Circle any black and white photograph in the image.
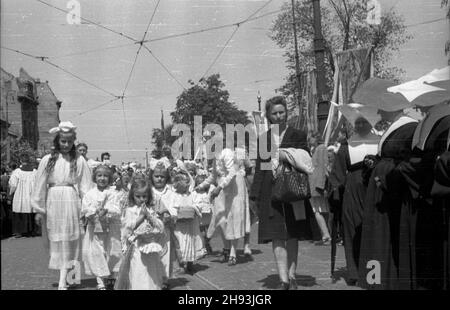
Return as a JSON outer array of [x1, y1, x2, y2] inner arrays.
[[1, 0, 449, 294]]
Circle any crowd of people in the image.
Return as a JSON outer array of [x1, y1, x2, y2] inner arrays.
[[0, 95, 448, 291]]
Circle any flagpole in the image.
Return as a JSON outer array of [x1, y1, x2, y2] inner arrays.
[[161, 109, 166, 146]]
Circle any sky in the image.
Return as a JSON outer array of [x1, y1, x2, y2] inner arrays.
[[1, 0, 448, 165]]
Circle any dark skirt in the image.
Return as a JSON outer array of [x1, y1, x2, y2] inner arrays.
[[12, 212, 36, 235], [358, 159, 401, 290], [258, 199, 313, 244], [341, 168, 366, 281]]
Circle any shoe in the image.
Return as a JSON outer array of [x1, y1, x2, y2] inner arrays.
[[243, 247, 252, 256], [58, 285, 68, 290], [347, 279, 358, 286], [289, 278, 298, 290], [277, 282, 290, 290], [221, 248, 230, 263], [106, 279, 115, 290], [228, 256, 237, 266], [205, 243, 213, 255], [315, 237, 331, 246], [185, 262, 195, 274], [97, 284, 106, 290]]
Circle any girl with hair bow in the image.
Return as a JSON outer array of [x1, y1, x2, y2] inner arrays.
[[31, 121, 93, 290]]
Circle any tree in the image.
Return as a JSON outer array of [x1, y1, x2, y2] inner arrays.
[[150, 124, 176, 158], [150, 75, 250, 158], [1, 138, 41, 169], [171, 74, 250, 127], [270, 0, 412, 112]]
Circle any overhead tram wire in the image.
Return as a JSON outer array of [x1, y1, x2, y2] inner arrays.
[[200, 26, 240, 80], [243, 0, 273, 22], [1, 46, 119, 98], [142, 45, 187, 91], [199, 0, 275, 81], [143, 9, 283, 44], [120, 0, 162, 149], [49, 43, 135, 60], [74, 97, 121, 118], [121, 0, 161, 97], [36, 0, 138, 42]]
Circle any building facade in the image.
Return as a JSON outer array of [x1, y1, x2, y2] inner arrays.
[[1, 67, 61, 162]]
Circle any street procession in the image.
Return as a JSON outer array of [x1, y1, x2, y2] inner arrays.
[[1, 0, 449, 292]]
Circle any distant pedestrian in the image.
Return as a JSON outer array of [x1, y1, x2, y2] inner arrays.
[[101, 152, 111, 165], [76, 143, 100, 171], [308, 133, 331, 246], [9, 153, 37, 237]]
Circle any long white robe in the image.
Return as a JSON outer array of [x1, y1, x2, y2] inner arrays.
[[31, 153, 93, 270]]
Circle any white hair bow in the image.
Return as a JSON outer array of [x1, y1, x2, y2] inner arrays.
[[49, 121, 77, 134], [149, 157, 171, 170]]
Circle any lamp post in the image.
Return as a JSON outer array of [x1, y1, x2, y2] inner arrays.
[[257, 91, 262, 112]]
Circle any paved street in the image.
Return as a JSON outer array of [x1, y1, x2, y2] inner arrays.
[[1, 223, 360, 290]]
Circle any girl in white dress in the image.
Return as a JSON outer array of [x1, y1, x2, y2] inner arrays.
[[192, 173, 215, 255], [150, 157, 178, 289], [31, 121, 93, 290], [195, 148, 251, 266], [119, 179, 166, 290], [171, 169, 202, 274], [81, 165, 122, 290]]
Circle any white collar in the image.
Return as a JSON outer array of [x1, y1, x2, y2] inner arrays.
[[378, 116, 418, 155], [412, 103, 450, 150]]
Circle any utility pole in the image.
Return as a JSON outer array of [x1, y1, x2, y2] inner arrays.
[[311, 0, 327, 102], [291, 0, 303, 119]]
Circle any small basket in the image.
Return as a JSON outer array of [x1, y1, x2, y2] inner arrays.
[[177, 206, 196, 219]]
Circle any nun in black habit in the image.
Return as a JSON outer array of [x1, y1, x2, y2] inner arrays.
[[389, 103, 450, 290], [358, 112, 419, 290], [431, 144, 450, 290]]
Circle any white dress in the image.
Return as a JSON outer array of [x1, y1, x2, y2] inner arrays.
[[121, 205, 166, 290], [81, 186, 122, 277], [202, 148, 251, 240], [192, 185, 215, 227], [169, 192, 203, 262], [31, 153, 93, 270], [152, 185, 177, 281], [9, 168, 36, 213]]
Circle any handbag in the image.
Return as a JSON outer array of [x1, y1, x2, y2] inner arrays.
[[272, 160, 311, 203]]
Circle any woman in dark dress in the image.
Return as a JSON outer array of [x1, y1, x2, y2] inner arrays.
[[329, 116, 380, 285], [358, 112, 419, 290], [250, 96, 312, 290], [392, 104, 450, 290]]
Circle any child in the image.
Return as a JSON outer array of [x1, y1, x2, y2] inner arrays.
[[150, 158, 178, 289], [192, 172, 215, 255], [118, 179, 166, 290], [81, 165, 122, 290], [170, 168, 202, 274], [112, 171, 130, 219], [31, 121, 93, 290]]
